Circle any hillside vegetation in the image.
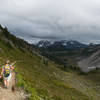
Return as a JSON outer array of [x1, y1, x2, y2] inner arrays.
[[0, 25, 100, 100]]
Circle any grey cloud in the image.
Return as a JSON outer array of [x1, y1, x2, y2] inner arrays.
[[0, 0, 100, 43]]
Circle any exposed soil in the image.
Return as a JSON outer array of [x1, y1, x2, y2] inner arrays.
[[0, 72, 27, 100]]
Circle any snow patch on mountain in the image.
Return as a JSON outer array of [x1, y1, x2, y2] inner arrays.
[[36, 40, 88, 50]]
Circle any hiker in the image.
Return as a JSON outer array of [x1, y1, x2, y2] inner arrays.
[[1, 60, 15, 88]]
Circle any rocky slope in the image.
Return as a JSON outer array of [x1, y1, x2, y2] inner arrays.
[[78, 51, 100, 72]]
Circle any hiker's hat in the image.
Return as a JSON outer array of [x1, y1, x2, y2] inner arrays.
[[6, 60, 10, 64]]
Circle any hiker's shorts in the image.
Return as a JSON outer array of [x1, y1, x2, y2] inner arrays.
[[3, 73, 12, 82]]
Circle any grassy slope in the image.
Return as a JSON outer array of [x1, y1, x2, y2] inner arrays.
[[0, 40, 100, 100]]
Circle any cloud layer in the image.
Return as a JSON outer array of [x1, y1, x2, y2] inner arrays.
[[0, 0, 100, 43]]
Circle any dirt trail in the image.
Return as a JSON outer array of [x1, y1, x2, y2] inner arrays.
[[0, 72, 27, 100]]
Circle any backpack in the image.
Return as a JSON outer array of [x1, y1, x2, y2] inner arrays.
[[4, 64, 11, 77]]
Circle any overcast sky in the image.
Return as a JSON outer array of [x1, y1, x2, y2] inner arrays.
[[0, 0, 100, 44]]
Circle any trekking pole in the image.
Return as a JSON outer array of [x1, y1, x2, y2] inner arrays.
[[11, 61, 17, 66], [11, 61, 17, 72]]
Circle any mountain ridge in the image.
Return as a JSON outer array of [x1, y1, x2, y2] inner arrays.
[[36, 40, 88, 51], [36, 39, 100, 72]]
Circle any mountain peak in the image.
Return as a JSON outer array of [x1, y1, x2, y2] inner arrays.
[[36, 40, 88, 51]]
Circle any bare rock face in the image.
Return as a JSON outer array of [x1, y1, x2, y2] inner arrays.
[[78, 51, 100, 72]]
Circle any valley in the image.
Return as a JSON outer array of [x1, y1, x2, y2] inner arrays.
[[0, 25, 100, 100]]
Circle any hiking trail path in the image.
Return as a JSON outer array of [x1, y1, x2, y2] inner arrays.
[[0, 72, 27, 100]]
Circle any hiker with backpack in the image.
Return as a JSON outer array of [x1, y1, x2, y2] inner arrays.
[[0, 60, 15, 88]]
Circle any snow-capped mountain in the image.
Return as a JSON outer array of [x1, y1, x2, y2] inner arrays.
[[36, 40, 54, 47], [36, 40, 88, 51]]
